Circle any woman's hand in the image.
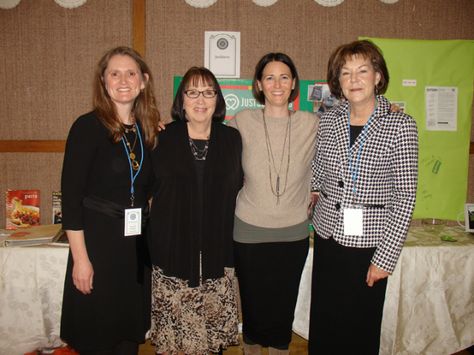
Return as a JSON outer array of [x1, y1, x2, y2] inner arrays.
[[366, 263, 389, 287], [390, 103, 401, 113], [308, 192, 319, 218], [310, 192, 319, 205], [66, 230, 94, 295], [157, 120, 166, 131], [72, 258, 94, 294]]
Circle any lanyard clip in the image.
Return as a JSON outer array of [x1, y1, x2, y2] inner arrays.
[[130, 193, 135, 207]]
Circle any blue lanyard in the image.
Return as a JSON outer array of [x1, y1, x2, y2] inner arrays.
[[347, 103, 377, 198], [121, 123, 144, 207]]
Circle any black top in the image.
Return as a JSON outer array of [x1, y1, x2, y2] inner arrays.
[[60, 111, 153, 351], [191, 139, 207, 254], [148, 121, 243, 287], [350, 124, 364, 147]]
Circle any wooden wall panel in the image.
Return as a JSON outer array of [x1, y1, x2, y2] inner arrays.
[[133, 0, 146, 55], [0, 140, 65, 152]]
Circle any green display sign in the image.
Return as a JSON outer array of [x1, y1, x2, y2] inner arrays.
[[365, 37, 474, 220], [173, 76, 318, 120]]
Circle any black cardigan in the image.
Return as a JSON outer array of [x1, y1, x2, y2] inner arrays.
[[148, 120, 243, 287]]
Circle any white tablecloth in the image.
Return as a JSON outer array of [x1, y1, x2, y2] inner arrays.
[[293, 225, 474, 355], [1, 226, 473, 355], [0, 245, 68, 355]]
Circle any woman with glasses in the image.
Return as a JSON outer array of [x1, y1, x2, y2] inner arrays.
[[227, 53, 319, 355], [147, 67, 243, 354]]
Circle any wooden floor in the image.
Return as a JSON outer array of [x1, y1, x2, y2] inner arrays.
[[139, 334, 473, 355]]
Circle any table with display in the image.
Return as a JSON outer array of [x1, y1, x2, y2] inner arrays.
[[0, 225, 473, 355], [293, 225, 474, 355]]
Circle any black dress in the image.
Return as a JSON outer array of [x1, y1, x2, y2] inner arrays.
[[60, 111, 152, 352]]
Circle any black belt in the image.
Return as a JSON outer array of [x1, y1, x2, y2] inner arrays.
[[83, 195, 150, 221]]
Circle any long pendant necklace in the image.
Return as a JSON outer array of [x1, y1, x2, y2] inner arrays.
[[188, 137, 210, 161], [262, 110, 292, 204], [123, 125, 140, 171]]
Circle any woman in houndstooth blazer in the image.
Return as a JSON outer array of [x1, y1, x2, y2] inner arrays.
[[308, 40, 418, 355]]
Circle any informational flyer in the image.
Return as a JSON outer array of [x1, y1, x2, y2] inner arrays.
[[425, 86, 458, 131], [204, 31, 240, 78]]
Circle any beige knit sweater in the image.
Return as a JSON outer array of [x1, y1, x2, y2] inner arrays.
[[227, 109, 319, 228]]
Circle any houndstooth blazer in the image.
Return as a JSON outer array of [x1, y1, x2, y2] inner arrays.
[[311, 95, 418, 273]]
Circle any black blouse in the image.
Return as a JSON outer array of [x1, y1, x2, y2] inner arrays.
[[62, 111, 153, 230], [148, 121, 243, 287], [350, 124, 364, 148]]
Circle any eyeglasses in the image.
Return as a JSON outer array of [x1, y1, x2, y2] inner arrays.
[[184, 89, 217, 99]]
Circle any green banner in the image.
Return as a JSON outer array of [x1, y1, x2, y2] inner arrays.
[[364, 38, 474, 220], [173, 76, 320, 120]]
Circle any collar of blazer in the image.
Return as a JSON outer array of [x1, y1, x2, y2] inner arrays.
[[332, 95, 391, 164]]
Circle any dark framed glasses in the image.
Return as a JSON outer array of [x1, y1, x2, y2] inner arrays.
[[184, 89, 217, 99]]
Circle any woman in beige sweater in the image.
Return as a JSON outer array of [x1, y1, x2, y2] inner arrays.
[[227, 52, 319, 355]]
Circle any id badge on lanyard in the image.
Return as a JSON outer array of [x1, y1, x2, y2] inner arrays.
[[124, 208, 142, 236], [345, 103, 375, 237], [121, 124, 144, 237], [343, 206, 363, 236]]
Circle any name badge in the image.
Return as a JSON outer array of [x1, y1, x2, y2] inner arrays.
[[343, 207, 363, 236], [124, 208, 142, 237]]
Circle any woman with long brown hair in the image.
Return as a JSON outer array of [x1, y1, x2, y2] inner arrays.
[[60, 46, 161, 355]]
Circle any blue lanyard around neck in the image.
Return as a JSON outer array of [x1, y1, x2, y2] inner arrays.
[[347, 101, 377, 197], [121, 123, 144, 207]]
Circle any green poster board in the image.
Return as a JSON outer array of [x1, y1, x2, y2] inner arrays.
[[365, 38, 474, 220]]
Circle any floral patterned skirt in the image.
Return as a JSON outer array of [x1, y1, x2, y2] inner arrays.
[[150, 266, 239, 354]]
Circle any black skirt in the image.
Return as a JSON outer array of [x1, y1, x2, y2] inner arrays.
[[234, 237, 309, 348], [308, 235, 387, 355]]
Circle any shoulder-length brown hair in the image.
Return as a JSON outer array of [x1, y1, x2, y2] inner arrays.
[[171, 67, 226, 123], [327, 40, 389, 99], [93, 46, 161, 149]]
